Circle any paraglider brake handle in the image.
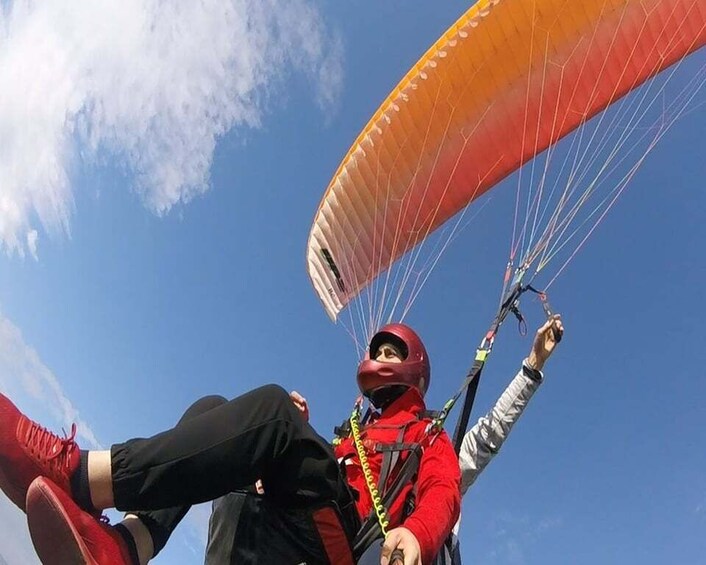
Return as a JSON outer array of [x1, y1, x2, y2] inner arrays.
[[390, 549, 405, 564], [528, 286, 562, 343]]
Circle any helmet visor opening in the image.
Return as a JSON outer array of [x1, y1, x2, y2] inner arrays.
[[369, 332, 408, 360]]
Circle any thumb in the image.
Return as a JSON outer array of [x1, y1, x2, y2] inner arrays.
[[380, 531, 401, 565]]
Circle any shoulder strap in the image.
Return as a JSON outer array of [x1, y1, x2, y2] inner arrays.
[[334, 407, 373, 442], [376, 425, 408, 493]]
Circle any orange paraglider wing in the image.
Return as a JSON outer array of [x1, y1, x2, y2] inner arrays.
[[306, 0, 706, 321]]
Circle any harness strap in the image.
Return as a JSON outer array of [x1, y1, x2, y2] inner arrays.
[[451, 357, 485, 454], [352, 445, 422, 559], [376, 426, 408, 493]]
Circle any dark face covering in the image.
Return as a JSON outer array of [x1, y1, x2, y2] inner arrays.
[[369, 385, 408, 411]]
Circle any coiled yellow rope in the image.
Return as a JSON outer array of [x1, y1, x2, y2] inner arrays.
[[349, 403, 390, 538]]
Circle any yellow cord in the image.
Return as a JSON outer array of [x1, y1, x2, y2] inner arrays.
[[350, 404, 390, 538]]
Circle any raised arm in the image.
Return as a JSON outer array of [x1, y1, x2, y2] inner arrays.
[[459, 315, 563, 494]]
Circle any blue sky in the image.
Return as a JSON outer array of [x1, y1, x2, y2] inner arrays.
[[1, 1, 705, 564]]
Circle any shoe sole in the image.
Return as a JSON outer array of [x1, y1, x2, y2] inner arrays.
[[27, 477, 93, 565]]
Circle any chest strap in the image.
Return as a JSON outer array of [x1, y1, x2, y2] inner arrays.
[[376, 442, 419, 452]]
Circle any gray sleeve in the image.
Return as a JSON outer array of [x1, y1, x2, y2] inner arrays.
[[458, 361, 543, 495]]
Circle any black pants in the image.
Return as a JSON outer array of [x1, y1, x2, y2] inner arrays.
[[113, 385, 360, 563]]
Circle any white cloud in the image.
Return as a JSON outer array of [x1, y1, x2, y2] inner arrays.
[[0, 312, 101, 448], [25, 230, 38, 260], [0, 0, 343, 256]]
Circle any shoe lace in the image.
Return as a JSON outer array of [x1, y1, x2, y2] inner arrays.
[[23, 422, 78, 475]]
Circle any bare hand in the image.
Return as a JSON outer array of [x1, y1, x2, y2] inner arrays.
[[380, 527, 421, 565], [527, 314, 564, 371], [289, 391, 310, 422]]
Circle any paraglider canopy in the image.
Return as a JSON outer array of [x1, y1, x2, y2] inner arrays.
[[306, 0, 706, 328]]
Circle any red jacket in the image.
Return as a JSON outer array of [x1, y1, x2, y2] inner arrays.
[[334, 389, 461, 564]]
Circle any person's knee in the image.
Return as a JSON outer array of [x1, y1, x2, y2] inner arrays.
[[253, 384, 290, 403], [250, 384, 301, 418], [179, 395, 228, 423], [196, 395, 229, 411]]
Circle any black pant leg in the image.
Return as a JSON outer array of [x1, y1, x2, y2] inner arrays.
[[110, 384, 346, 511], [129, 395, 228, 556]]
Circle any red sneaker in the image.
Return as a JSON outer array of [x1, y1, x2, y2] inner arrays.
[[0, 393, 80, 511], [27, 477, 135, 565]]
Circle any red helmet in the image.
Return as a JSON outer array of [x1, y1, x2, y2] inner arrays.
[[357, 323, 431, 398]]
